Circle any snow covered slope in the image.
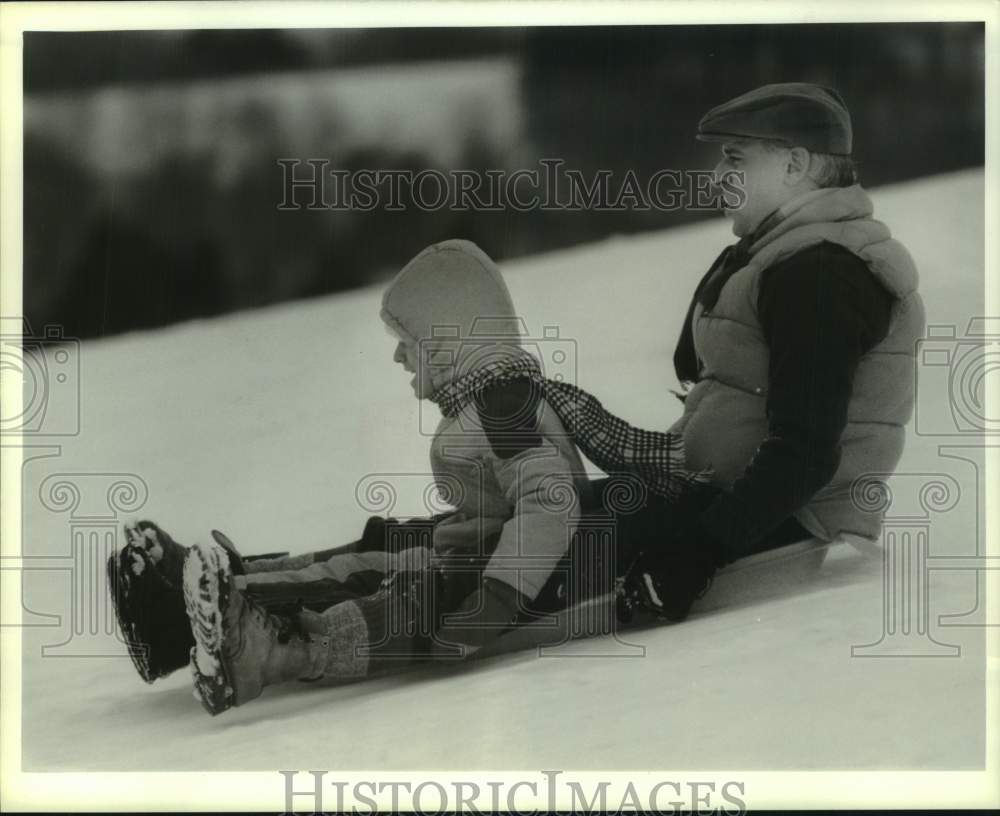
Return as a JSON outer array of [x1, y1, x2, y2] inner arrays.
[[14, 169, 989, 777]]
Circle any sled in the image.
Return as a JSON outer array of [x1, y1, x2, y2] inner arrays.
[[474, 534, 875, 659]]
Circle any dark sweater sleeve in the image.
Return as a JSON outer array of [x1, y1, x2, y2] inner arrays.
[[700, 241, 893, 561]]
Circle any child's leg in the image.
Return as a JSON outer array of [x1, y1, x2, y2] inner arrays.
[[241, 550, 391, 609], [182, 540, 432, 714], [243, 516, 438, 575], [240, 522, 372, 575], [299, 561, 457, 683], [241, 545, 434, 612]]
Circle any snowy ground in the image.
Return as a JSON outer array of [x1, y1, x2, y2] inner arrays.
[[11, 169, 990, 778]]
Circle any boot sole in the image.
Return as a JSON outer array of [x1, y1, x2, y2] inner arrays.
[[107, 549, 155, 683], [182, 541, 236, 716], [108, 539, 196, 683]]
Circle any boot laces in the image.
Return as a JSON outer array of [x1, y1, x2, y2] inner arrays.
[[243, 594, 304, 645]]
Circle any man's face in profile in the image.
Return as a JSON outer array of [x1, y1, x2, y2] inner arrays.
[[714, 139, 794, 237]]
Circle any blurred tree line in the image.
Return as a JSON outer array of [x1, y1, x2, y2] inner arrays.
[[23, 24, 983, 340]]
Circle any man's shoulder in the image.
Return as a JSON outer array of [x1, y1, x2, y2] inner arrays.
[[755, 238, 894, 345], [769, 239, 870, 275], [760, 239, 891, 301]]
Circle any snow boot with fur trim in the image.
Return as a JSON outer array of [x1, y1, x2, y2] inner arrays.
[[182, 540, 329, 715]]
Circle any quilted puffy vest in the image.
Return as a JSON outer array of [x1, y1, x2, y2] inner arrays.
[[670, 185, 926, 541]]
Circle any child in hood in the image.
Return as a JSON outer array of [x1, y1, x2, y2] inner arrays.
[[114, 239, 599, 715], [114, 239, 712, 714]]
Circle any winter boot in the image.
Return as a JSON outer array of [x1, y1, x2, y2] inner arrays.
[[182, 540, 329, 716], [108, 521, 247, 683]]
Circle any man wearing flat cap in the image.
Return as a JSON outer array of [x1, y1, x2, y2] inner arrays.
[[619, 82, 925, 622]]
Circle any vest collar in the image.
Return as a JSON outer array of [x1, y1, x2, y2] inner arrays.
[[735, 184, 919, 302], [748, 185, 873, 255]]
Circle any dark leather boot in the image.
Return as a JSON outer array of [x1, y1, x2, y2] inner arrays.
[[108, 521, 246, 683]]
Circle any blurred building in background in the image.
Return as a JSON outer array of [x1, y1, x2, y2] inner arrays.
[[23, 24, 984, 340]]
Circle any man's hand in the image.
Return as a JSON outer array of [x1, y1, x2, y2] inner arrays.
[[616, 499, 723, 624]]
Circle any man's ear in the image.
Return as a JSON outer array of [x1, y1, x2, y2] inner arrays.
[[784, 147, 812, 185]]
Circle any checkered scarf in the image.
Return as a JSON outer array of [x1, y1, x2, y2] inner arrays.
[[432, 355, 712, 502]]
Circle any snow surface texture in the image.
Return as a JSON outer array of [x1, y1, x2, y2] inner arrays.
[[18, 169, 986, 771]]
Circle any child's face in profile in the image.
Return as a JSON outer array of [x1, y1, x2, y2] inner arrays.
[[386, 325, 429, 399]]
